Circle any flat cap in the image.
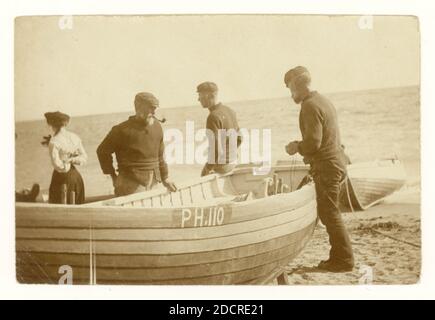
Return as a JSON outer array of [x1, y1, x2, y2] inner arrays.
[[44, 111, 70, 127], [134, 92, 159, 108], [197, 82, 218, 93], [284, 66, 310, 86]]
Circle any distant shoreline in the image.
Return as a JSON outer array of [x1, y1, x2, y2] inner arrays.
[[15, 85, 419, 124]]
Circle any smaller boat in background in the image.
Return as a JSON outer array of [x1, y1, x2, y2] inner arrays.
[[275, 158, 407, 211], [340, 159, 407, 211]]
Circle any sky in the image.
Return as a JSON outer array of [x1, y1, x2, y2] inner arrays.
[[15, 15, 420, 121]]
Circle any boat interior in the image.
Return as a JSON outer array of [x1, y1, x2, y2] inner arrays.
[[89, 164, 310, 208]]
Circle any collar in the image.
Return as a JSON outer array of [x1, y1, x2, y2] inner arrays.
[[302, 91, 317, 103], [54, 127, 67, 137], [208, 102, 222, 113], [129, 115, 156, 128], [129, 115, 146, 124]]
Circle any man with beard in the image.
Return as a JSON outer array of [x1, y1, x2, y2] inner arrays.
[[97, 92, 177, 196], [284, 66, 354, 272]]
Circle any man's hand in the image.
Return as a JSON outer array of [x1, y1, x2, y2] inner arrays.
[[162, 179, 177, 192], [201, 164, 212, 177], [285, 141, 299, 156]]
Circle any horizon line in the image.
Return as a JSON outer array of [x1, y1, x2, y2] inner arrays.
[[15, 84, 419, 123]]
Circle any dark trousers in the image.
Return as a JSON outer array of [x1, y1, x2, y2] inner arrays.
[[312, 159, 354, 267]]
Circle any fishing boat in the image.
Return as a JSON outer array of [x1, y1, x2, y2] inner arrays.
[[339, 159, 407, 211], [276, 158, 407, 211], [16, 163, 318, 285]]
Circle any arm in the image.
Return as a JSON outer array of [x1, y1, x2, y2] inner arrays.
[[158, 137, 169, 181], [232, 110, 243, 148], [159, 135, 177, 191], [71, 139, 87, 166], [96, 127, 119, 176], [49, 143, 70, 173], [205, 115, 223, 171], [297, 103, 323, 156]]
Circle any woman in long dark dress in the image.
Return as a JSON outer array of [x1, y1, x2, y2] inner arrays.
[[44, 111, 87, 204]]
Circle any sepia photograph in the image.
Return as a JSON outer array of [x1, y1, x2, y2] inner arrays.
[[14, 14, 420, 286]]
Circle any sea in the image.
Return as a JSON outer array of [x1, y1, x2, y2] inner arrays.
[[15, 86, 420, 197]]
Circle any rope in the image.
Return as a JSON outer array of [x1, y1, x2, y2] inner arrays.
[[89, 226, 97, 285], [21, 251, 53, 283], [289, 155, 297, 192], [305, 163, 419, 249], [89, 228, 94, 285], [370, 229, 421, 248], [341, 176, 419, 248], [344, 177, 355, 213]]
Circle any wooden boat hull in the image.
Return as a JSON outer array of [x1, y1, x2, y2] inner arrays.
[[16, 168, 317, 285], [340, 159, 407, 210], [275, 158, 407, 211]]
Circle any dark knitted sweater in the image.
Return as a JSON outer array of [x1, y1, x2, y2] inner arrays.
[[206, 103, 242, 168], [97, 116, 168, 183], [297, 91, 344, 164]]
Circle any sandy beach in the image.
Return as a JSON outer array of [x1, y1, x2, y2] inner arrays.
[[281, 185, 421, 285]]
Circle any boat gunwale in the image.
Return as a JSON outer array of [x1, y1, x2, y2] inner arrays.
[[16, 200, 317, 242], [15, 183, 316, 211]]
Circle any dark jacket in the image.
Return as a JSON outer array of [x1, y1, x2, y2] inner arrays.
[[297, 91, 346, 165], [97, 116, 168, 184], [206, 103, 242, 169]]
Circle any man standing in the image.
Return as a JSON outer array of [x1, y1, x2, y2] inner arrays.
[[97, 92, 177, 196], [197, 82, 242, 176], [284, 66, 354, 272]]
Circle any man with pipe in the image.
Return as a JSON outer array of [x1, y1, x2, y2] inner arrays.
[[97, 92, 177, 196]]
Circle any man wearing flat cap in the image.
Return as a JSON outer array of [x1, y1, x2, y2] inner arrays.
[[284, 66, 354, 272], [97, 92, 176, 196], [197, 82, 243, 177]]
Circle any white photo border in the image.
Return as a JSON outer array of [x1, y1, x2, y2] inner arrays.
[[1, 0, 433, 300]]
